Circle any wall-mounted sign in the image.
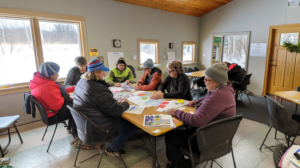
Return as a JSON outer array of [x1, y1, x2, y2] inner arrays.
[[89, 48, 98, 56]]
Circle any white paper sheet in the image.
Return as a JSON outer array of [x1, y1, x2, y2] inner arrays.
[[124, 105, 145, 115], [156, 100, 189, 112], [167, 52, 175, 63], [250, 43, 267, 57], [108, 52, 124, 69]]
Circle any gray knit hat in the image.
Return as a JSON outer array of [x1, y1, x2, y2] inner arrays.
[[205, 63, 228, 85], [40, 62, 60, 77], [143, 59, 154, 69]]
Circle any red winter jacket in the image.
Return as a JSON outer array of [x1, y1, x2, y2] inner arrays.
[[30, 72, 65, 117], [138, 67, 162, 90]]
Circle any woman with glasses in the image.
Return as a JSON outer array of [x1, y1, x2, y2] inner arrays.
[[151, 60, 192, 101], [164, 63, 236, 168], [132, 59, 162, 90]]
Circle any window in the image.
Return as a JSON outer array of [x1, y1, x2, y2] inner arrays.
[[280, 33, 299, 45], [214, 32, 250, 70], [182, 41, 196, 63], [0, 8, 87, 87], [138, 39, 159, 66]]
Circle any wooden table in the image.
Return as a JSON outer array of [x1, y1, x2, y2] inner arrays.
[[122, 91, 194, 168], [274, 91, 300, 105], [185, 70, 205, 78]]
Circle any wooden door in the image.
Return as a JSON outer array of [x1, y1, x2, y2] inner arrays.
[[266, 27, 300, 94]]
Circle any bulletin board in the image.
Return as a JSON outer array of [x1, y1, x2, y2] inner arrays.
[[211, 36, 223, 66]]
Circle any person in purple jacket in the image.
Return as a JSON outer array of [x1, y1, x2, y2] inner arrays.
[[165, 63, 236, 168]]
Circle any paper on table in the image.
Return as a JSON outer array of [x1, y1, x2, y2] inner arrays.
[[124, 105, 145, 115], [128, 96, 152, 108], [156, 100, 189, 112], [132, 91, 145, 96]]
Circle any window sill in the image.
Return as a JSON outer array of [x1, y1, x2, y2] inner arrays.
[[183, 62, 197, 65], [0, 79, 65, 96], [137, 64, 161, 70]]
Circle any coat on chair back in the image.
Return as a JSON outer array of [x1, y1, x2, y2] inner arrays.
[[73, 79, 129, 141]]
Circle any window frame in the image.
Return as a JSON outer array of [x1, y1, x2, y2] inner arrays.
[[137, 39, 159, 68], [213, 31, 251, 71], [0, 7, 88, 95], [182, 41, 196, 64]]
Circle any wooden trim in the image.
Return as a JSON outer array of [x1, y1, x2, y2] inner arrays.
[[33, 18, 44, 69], [182, 41, 196, 63], [137, 39, 159, 66], [262, 23, 300, 96]]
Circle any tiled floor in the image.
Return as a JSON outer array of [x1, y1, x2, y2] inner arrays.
[[0, 118, 297, 168]]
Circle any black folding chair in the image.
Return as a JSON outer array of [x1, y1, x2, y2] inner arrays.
[[234, 74, 252, 107], [191, 77, 207, 99], [67, 105, 127, 168]]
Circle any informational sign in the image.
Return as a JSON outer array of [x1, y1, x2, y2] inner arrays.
[[250, 43, 267, 57], [89, 48, 98, 56], [167, 52, 175, 63], [108, 52, 124, 69]]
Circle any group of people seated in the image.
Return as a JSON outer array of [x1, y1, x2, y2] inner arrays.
[[29, 56, 236, 168]]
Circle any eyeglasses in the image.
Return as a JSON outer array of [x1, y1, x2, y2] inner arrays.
[[204, 78, 213, 82]]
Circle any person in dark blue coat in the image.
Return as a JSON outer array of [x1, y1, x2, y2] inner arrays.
[[73, 59, 136, 155]]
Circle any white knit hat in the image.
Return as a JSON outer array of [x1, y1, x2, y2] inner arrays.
[[205, 63, 228, 84]]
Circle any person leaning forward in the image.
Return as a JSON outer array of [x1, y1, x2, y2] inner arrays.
[[73, 59, 136, 155], [164, 63, 236, 168], [151, 60, 192, 101]]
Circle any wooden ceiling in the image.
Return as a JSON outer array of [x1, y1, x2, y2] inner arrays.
[[114, 0, 233, 17]]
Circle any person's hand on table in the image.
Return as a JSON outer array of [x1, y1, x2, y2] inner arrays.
[[150, 91, 164, 99], [187, 101, 197, 107], [125, 80, 129, 84], [137, 83, 142, 86], [133, 85, 139, 90], [115, 83, 121, 87], [167, 109, 176, 116], [117, 99, 129, 104]]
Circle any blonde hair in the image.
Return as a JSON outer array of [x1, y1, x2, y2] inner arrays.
[[81, 69, 102, 81], [167, 60, 184, 75]]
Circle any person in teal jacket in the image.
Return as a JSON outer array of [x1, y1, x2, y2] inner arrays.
[[105, 58, 135, 86]]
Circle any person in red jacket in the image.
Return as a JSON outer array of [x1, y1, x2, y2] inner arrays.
[[30, 62, 77, 143], [133, 59, 162, 90]]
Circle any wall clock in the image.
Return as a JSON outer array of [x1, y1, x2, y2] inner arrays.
[[169, 43, 174, 49], [288, 0, 300, 6], [113, 39, 121, 48]]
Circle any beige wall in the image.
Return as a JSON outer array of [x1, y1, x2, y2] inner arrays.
[[0, 0, 200, 124]]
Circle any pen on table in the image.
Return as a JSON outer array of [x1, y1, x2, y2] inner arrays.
[[130, 106, 136, 111]]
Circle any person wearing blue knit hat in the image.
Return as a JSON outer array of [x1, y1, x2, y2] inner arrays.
[[73, 59, 136, 154], [30, 62, 78, 145]]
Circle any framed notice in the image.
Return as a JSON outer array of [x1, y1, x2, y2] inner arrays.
[[89, 48, 98, 56]]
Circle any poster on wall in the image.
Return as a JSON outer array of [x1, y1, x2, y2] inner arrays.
[[89, 48, 98, 56], [167, 52, 175, 63], [211, 36, 222, 64], [108, 52, 124, 69], [250, 43, 267, 57]]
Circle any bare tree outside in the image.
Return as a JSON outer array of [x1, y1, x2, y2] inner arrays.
[[140, 43, 156, 64], [222, 35, 248, 68], [280, 33, 299, 45]]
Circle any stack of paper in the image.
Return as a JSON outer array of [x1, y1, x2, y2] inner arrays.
[[124, 105, 145, 115]]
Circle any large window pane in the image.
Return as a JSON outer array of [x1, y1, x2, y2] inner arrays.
[[39, 21, 81, 78], [183, 45, 193, 61], [222, 35, 248, 68], [140, 43, 156, 64], [0, 18, 36, 86]]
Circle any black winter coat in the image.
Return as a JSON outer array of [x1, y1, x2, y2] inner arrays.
[[228, 64, 246, 83], [158, 73, 192, 101], [73, 79, 129, 141]]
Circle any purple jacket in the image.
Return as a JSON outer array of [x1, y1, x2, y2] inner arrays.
[[174, 84, 236, 128]]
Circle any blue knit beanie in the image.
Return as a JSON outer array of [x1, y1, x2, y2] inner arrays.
[[87, 59, 110, 72], [40, 62, 60, 77], [143, 59, 154, 69]]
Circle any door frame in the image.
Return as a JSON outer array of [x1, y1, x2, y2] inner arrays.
[[262, 23, 300, 96]]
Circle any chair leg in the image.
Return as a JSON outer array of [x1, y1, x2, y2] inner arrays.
[[246, 94, 252, 106], [74, 141, 82, 167], [211, 160, 214, 168], [42, 126, 48, 141], [3, 128, 11, 151], [231, 147, 237, 168], [275, 130, 277, 139], [0, 145, 4, 157], [291, 126, 300, 147], [175, 152, 184, 168], [260, 126, 272, 151], [238, 93, 245, 107], [296, 104, 298, 114], [111, 142, 127, 168], [47, 123, 58, 152], [13, 124, 23, 144], [97, 143, 108, 168]]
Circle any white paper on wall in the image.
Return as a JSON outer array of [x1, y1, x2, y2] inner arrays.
[[108, 52, 124, 69], [250, 43, 267, 57], [167, 52, 175, 64]]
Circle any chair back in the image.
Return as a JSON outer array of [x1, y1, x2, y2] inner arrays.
[[265, 95, 299, 134], [184, 67, 188, 73], [195, 115, 243, 163], [30, 97, 50, 125], [67, 105, 106, 146], [197, 76, 206, 88], [240, 74, 252, 91], [296, 86, 300, 92], [194, 67, 200, 71], [127, 65, 136, 78], [187, 68, 194, 72]]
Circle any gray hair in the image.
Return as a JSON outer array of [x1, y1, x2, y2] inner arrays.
[[81, 69, 102, 81], [75, 56, 87, 66]]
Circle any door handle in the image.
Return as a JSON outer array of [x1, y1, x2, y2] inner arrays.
[[270, 64, 277, 67]]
